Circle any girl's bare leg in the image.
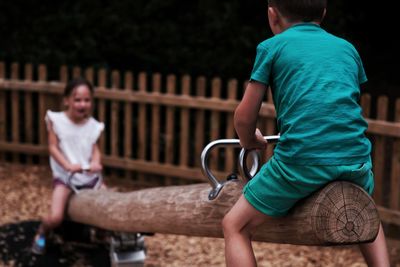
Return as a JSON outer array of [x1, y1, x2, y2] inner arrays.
[[37, 184, 72, 235], [222, 195, 269, 267], [359, 223, 390, 267]]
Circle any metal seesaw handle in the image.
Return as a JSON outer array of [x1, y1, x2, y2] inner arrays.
[[200, 135, 280, 200], [67, 169, 103, 194]]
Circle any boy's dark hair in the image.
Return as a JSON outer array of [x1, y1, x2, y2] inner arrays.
[[268, 0, 327, 23], [63, 77, 94, 97]]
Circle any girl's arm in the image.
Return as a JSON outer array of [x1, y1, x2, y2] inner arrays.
[[234, 81, 268, 150], [89, 143, 103, 172], [89, 143, 105, 188], [47, 121, 81, 173]]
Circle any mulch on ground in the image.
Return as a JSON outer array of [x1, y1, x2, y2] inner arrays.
[[0, 163, 399, 267]]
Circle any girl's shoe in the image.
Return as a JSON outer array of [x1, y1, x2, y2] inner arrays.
[[31, 235, 46, 255]]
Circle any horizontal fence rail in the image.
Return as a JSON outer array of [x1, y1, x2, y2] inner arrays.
[[0, 62, 399, 228]]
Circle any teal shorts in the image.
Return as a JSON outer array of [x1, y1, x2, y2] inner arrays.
[[243, 156, 374, 217]]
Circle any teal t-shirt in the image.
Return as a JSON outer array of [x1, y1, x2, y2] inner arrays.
[[250, 23, 371, 165]]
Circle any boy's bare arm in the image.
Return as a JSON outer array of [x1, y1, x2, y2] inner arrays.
[[234, 81, 268, 150]]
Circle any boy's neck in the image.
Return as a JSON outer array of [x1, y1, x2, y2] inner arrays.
[[288, 20, 321, 27], [268, 6, 323, 35], [278, 19, 321, 33]]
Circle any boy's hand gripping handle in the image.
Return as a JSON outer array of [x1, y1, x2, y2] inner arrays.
[[201, 135, 280, 200]]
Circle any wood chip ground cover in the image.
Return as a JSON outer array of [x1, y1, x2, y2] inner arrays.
[[0, 163, 399, 266]]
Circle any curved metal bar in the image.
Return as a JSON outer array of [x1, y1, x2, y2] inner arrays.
[[200, 139, 242, 200], [238, 149, 260, 182], [67, 169, 103, 194], [200, 135, 280, 200]]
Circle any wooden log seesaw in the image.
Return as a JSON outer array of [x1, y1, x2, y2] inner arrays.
[[67, 136, 380, 246]]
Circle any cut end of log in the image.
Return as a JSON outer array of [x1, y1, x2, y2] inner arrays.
[[310, 181, 380, 245]]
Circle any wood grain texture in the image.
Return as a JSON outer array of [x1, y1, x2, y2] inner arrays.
[[67, 180, 379, 246]]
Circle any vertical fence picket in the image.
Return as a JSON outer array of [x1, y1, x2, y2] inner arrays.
[[151, 73, 161, 163], [84, 67, 95, 119], [179, 75, 190, 172], [85, 68, 94, 84], [124, 71, 134, 166], [72, 66, 81, 78], [361, 94, 371, 118], [0, 63, 5, 160], [10, 64, 19, 147], [85, 67, 96, 124], [24, 63, 33, 79], [225, 79, 237, 174], [138, 72, 147, 183], [85, 67, 96, 126], [165, 75, 176, 185], [373, 96, 388, 205], [110, 70, 120, 158], [11, 63, 20, 162], [123, 72, 134, 180], [10, 63, 18, 79], [210, 78, 221, 171], [58, 66, 69, 110], [390, 99, 400, 210], [60, 65, 68, 83], [38, 64, 48, 163], [0, 62, 3, 77], [194, 77, 206, 168], [97, 69, 107, 154], [24, 64, 34, 163]]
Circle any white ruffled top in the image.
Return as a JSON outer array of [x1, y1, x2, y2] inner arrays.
[[45, 110, 104, 186]]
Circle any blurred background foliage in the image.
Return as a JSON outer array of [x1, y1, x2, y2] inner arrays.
[[0, 0, 398, 97]]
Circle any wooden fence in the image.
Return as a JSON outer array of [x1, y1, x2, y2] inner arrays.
[[0, 62, 399, 228]]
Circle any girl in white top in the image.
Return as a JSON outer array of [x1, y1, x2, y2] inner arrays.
[[32, 78, 105, 255]]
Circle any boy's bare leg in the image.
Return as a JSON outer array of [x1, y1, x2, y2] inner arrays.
[[359, 223, 390, 267], [222, 195, 269, 267]]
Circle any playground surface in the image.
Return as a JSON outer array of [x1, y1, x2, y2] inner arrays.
[[0, 163, 399, 267]]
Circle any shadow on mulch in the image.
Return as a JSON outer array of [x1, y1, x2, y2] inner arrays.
[[0, 220, 110, 267]]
